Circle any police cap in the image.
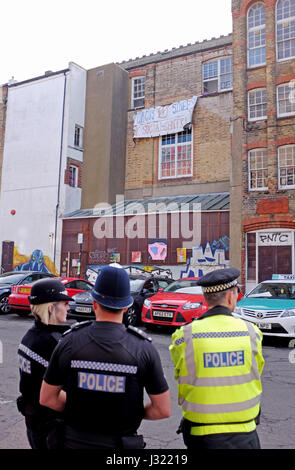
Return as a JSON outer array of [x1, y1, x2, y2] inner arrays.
[[91, 266, 133, 310], [197, 267, 240, 294], [28, 278, 73, 304]]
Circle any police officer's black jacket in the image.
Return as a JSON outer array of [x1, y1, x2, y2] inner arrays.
[[18, 320, 69, 421], [44, 321, 168, 436]]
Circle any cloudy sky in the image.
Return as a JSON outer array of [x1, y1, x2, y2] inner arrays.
[[1, 0, 232, 85]]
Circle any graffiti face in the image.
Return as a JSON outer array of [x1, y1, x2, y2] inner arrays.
[[30, 249, 45, 268]]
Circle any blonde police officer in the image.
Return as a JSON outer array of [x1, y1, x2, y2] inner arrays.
[[170, 268, 264, 449]]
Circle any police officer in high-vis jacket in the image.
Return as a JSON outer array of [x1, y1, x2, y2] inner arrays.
[[40, 265, 171, 449], [169, 268, 264, 450], [17, 278, 72, 449]]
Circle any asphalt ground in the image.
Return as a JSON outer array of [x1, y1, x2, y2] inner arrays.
[[0, 313, 294, 451]]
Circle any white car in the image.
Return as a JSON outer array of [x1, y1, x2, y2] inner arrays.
[[233, 275, 295, 338]]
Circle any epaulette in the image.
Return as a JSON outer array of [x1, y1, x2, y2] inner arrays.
[[127, 325, 152, 342], [62, 320, 93, 336]]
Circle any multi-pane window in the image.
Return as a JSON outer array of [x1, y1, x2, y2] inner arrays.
[[247, 3, 266, 67], [74, 125, 83, 148], [277, 83, 295, 116], [159, 129, 192, 179], [69, 165, 78, 188], [203, 57, 233, 93], [132, 77, 145, 109], [279, 145, 295, 188], [248, 149, 268, 190], [276, 0, 295, 60], [248, 89, 267, 120]]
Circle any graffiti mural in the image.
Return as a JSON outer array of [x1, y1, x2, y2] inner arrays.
[[13, 247, 57, 274], [181, 239, 229, 278]]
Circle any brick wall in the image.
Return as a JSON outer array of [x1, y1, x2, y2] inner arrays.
[[123, 38, 233, 198], [64, 157, 82, 188], [231, 0, 295, 285]]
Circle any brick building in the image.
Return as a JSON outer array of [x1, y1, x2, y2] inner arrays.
[[62, 36, 235, 279], [231, 0, 295, 292]]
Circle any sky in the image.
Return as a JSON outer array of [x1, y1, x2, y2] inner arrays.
[[1, 0, 232, 85]]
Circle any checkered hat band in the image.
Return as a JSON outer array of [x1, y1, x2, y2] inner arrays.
[[202, 279, 238, 293], [71, 360, 138, 374], [18, 343, 49, 368]]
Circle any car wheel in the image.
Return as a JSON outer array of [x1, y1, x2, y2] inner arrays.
[[0, 294, 11, 314], [124, 305, 139, 326]]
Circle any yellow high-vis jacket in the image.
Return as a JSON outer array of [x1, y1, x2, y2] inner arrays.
[[169, 306, 264, 436]]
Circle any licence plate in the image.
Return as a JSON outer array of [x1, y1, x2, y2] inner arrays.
[[18, 288, 31, 294], [257, 322, 271, 330], [76, 306, 92, 313], [152, 310, 174, 318]]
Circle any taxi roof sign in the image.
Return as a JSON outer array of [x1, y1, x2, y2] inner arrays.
[[272, 274, 295, 280]]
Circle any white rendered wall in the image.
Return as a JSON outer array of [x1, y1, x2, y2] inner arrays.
[[0, 72, 67, 273]]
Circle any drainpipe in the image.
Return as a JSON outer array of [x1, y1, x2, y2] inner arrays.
[[53, 71, 68, 270]]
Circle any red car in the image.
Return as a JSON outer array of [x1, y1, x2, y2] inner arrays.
[[9, 277, 94, 317], [141, 277, 208, 327]]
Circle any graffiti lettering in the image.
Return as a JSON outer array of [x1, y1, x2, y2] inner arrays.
[[258, 232, 290, 246]]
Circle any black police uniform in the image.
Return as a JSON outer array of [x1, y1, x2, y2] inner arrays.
[[18, 320, 69, 449], [44, 321, 169, 449]]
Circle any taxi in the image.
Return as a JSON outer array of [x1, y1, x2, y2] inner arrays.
[[233, 274, 295, 337]]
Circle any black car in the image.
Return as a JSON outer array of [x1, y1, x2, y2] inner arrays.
[[68, 269, 174, 326], [0, 271, 55, 314]]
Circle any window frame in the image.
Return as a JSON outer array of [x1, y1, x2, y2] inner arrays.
[[247, 2, 266, 68], [131, 76, 146, 109], [248, 148, 268, 191], [74, 125, 83, 148], [277, 82, 295, 117], [247, 88, 267, 121], [278, 145, 295, 189], [276, 0, 295, 62], [158, 128, 193, 180], [202, 56, 233, 94], [69, 164, 79, 188]]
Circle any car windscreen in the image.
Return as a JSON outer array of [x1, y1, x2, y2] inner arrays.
[[247, 282, 295, 299], [129, 279, 145, 293], [0, 273, 27, 285], [163, 280, 203, 295]]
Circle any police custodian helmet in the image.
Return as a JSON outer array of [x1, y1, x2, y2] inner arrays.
[[28, 278, 73, 305], [197, 267, 240, 294], [91, 266, 133, 310]]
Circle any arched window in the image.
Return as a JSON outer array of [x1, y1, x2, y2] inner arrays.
[[247, 3, 266, 67], [276, 0, 295, 60]]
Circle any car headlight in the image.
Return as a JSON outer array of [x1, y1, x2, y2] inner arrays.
[[144, 299, 151, 308], [234, 307, 242, 315], [182, 302, 202, 310], [281, 309, 295, 317]]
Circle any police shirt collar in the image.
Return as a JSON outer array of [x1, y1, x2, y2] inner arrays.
[[198, 305, 233, 320]]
